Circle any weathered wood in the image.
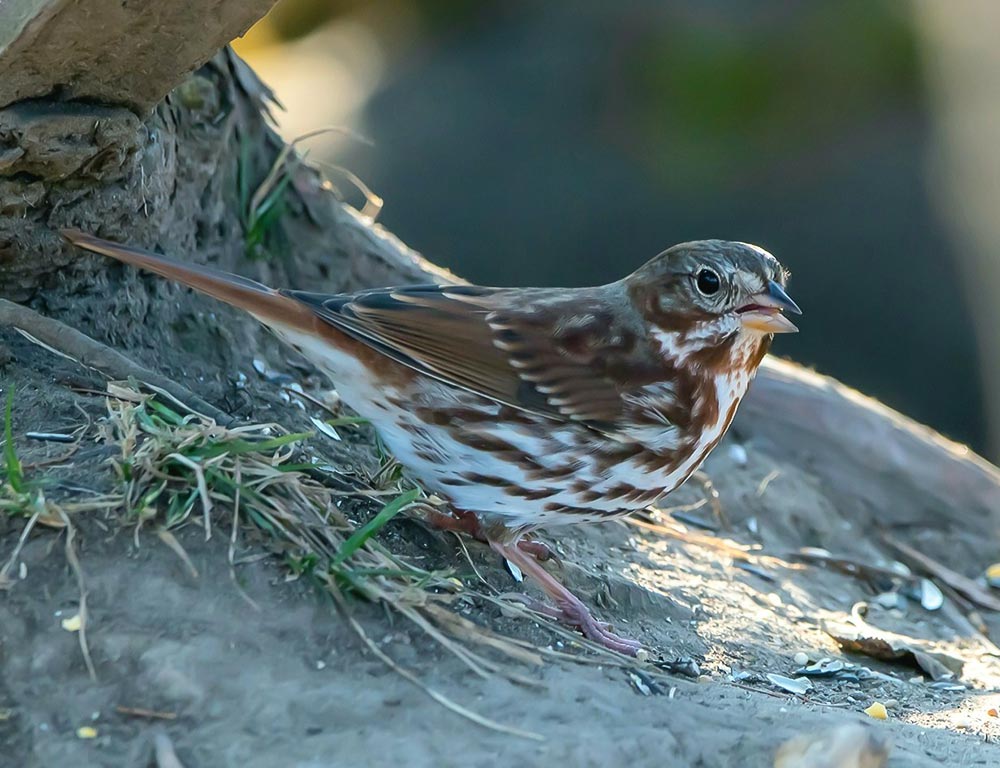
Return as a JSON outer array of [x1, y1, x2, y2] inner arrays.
[[741, 358, 1000, 533], [0, 0, 278, 111]]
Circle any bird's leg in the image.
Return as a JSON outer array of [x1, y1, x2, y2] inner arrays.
[[515, 539, 559, 564], [423, 508, 484, 538], [424, 510, 558, 563], [489, 539, 643, 656]]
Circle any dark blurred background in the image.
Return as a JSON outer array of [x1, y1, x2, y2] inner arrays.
[[235, 0, 1000, 460]]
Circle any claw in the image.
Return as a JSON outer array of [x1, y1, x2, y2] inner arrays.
[[517, 539, 562, 568], [491, 539, 643, 656]]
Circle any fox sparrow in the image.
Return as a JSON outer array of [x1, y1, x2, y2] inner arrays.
[[63, 229, 799, 655]]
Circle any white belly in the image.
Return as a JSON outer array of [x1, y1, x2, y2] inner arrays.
[[273, 326, 752, 529]]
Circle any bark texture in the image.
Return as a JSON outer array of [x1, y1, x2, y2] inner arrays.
[[0, 0, 276, 111]]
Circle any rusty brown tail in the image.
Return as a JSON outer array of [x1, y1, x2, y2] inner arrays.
[[61, 229, 314, 330]]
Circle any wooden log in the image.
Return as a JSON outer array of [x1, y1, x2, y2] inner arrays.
[[0, 0, 279, 111], [741, 358, 1000, 533]]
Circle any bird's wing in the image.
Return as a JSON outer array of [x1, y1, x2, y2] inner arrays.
[[59, 230, 667, 428], [286, 284, 664, 426]]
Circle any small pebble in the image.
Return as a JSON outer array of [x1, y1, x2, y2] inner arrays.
[[872, 591, 904, 610], [985, 563, 1000, 588], [767, 674, 812, 695], [864, 702, 888, 720], [728, 443, 748, 467], [883, 699, 899, 710], [889, 561, 912, 577], [697, 675, 712, 684], [793, 652, 810, 666], [76, 726, 98, 739]]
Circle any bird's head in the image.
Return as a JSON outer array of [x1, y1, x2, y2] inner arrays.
[[625, 240, 800, 369]]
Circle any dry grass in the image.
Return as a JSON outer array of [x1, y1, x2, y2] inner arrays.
[[2, 382, 688, 738], [96, 384, 556, 737]]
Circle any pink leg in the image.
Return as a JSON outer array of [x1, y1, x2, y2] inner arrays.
[[424, 509, 483, 538], [516, 539, 559, 564], [490, 539, 643, 656], [425, 510, 559, 563]]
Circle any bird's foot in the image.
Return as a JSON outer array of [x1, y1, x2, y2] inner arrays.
[[509, 594, 642, 655], [553, 603, 643, 656], [515, 538, 560, 566], [492, 540, 642, 656]]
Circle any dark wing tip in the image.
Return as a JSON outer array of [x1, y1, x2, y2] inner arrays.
[[60, 228, 127, 257]]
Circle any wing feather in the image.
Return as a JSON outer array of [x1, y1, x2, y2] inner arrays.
[[284, 284, 665, 427]]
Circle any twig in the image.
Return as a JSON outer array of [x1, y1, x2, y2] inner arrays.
[[61, 514, 97, 681], [327, 583, 543, 741], [0, 510, 40, 588], [228, 459, 260, 611], [166, 453, 212, 539], [0, 298, 231, 425], [756, 469, 781, 497], [628, 516, 768, 564], [935, 582, 1000, 655], [22, 440, 81, 470], [881, 533, 1000, 612], [450, 531, 493, 591], [691, 470, 729, 528], [115, 705, 178, 721], [156, 529, 199, 579]]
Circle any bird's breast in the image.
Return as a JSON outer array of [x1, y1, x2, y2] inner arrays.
[[279, 319, 756, 529]]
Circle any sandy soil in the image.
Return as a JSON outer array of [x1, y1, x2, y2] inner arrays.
[[2, 328, 1000, 768]]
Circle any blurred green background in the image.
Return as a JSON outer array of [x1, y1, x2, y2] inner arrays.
[[235, 1, 1000, 459]]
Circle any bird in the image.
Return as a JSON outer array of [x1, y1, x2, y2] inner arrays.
[[62, 229, 799, 655]]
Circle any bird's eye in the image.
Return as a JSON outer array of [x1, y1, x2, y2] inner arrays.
[[695, 268, 721, 296]]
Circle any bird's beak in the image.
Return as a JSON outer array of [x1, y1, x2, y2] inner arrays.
[[738, 280, 801, 334]]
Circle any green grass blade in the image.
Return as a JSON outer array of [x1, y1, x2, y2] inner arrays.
[[198, 432, 312, 460], [2, 389, 24, 493], [238, 135, 253, 226], [331, 487, 420, 567], [147, 399, 187, 426]]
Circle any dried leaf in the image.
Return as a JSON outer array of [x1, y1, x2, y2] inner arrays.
[[826, 614, 964, 681]]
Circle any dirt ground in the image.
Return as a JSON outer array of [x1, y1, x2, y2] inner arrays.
[[3, 319, 1000, 768]]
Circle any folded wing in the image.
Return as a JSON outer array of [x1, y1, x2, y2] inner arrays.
[[286, 284, 665, 428]]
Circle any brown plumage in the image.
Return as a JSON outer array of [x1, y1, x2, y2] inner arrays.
[[63, 228, 800, 655]]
